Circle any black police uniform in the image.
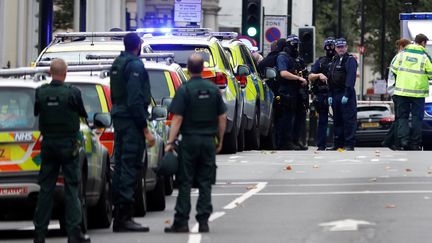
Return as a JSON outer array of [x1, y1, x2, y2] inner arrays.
[[310, 56, 332, 150], [168, 77, 226, 229], [328, 52, 358, 149], [276, 53, 307, 150], [110, 51, 151, 229], [33, 80, 88, 241]]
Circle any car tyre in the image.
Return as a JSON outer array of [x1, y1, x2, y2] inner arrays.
[[261, 112, 276, 150], [147, 175, 166, 211], [245, 110, 260, 150], [237, 116, 245, 152], [222, 109, 238, 154]]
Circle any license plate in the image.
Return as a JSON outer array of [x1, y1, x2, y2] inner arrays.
[[0, 187, 28, 196], [0, 146, 11, 162], [361, 122, 379, 128]]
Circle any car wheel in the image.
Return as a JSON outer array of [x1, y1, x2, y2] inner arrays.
[[88, 159, 112, 229], [245, 110, 260, 150], [133, 168, 147, 217], [222, 109, 238, 154], [147, 175, 166, 211], [164, 175, 174, 196], [237, 116, 245, 152], [261, 112, 276, 150]]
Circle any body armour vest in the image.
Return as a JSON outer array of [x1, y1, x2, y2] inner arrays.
[[110, 54, 135, 106], [37, 83, 80, 136], [181, 79, 219, 135], [329, 53, 351, 91], [279, 53, 304, 90], [312, 56, 332, 94]]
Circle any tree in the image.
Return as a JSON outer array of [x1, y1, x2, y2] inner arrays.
[[314, 0, 432, 75], [53, 0, 74, 31]]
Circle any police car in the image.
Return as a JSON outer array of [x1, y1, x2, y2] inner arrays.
[[0, 72, 112, 230], [141, 28, 245, 153], [218, 33, 276, 150], [34, 31, 154, 65]]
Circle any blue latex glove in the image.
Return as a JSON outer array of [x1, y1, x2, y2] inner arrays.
[[327, 97, 333, 106], [341, 96, 349, 104]]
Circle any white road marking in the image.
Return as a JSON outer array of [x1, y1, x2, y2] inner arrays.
[[187, 212, 226, 243], [255, 190, 432, 196], [224, 182, 267, 209], [319, 219, 375, 231], [21, 223, 60, 230]]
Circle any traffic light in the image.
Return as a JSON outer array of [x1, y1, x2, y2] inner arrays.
[[299, 27, 315, 64], [242, 0, 261, 45]]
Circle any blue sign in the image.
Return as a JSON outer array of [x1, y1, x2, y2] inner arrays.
[[265, 27, 281, 43]]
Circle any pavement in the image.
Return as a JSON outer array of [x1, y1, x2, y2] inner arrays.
[[2, 147, 432, 242]]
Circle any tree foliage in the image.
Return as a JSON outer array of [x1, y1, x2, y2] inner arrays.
[[315, 0, 432, 75], [53, 0, 74, 31]]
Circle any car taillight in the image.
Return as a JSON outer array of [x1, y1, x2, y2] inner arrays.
[[100, 128, 114, 141], [165, 113, 174, 126], [32, 136, 42, 151], [102, 85, 112, 110], [56, 176, 65, 186], [210, 72, 228, 88], [380, 117, 394, 123], [170, 72, 181, 90], [236, 75, 247, 88]]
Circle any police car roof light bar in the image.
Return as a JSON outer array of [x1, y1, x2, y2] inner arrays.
[[136, 28, 211, 37], [0, 65, 112, 77], [400, 13, 432, 20], [36, 60, 117, 67], [210, 32, 238, 40], [54, 31, 135, 39]]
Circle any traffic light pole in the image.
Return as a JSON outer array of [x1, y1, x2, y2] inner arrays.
[[38, 0, 53, 53], [287, 0, 292, 34]]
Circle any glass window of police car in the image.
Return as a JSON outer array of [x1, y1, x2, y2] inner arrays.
[[0, 89, 37, 131]]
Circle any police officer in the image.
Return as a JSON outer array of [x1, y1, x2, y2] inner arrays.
[[390, 34, 432, 150], [110, 32, 155, 232], [33, 58, 90, 243], [164, 53, 227, 233], [328, 38, 358, 151], [309, 37, 336, 150], [276, 35, 308, 150]]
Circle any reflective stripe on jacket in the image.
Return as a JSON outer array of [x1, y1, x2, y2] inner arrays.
[[390, 44, 432, 98]]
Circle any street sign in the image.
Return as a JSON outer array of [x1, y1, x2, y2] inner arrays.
[[263, 15, 287, 55], [174, 0, 202, 23]]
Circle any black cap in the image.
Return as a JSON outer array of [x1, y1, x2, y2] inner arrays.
[[124, 32, 143, 51], [335, 38, 347, 47]]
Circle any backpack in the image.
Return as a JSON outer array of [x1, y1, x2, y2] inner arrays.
[[257, 52, 280, 77]]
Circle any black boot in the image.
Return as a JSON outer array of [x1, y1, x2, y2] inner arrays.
[[164, 224, 189, 233], [67, 232, 91, 243], [113, 205, 150, 233], [33, 234, 45, 243], [198, 222, 209, 233], [293, 141, 308, 150]]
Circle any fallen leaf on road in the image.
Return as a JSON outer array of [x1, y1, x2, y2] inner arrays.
[[270, 151, 276, 154], [375, 150, 380, 153], [337, 148, 345, 152], [385, 166, 391, 170], [313, 164, 320, 168], [314, 151, 319, 154], [385, 204, 396, 208], [369, 178, 377, 182], [406, 168, 412, 172], [246, 185, 257, 190], [424, 196, 430, 200], [164, 220, 171, 225], [285, 165, 293, 171], [428, 171, 432, 175]]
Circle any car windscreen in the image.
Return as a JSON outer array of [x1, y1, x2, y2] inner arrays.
[[427, 44, 432, 56], [357, 106, 391, 119], [0, 88, 38, 131], [39, 50, 120, 63], [72, 84, 102, 122], [150, 44, 214, 68], [148, 70, 170, 103]]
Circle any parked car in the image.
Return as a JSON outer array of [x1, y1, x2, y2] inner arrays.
[[0, 77, 112, 231], [355, 101, 394, 146]]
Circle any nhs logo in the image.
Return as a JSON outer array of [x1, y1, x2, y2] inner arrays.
[[14, 132, 33, 142]]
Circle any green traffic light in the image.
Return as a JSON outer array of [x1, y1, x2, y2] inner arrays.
[[247, 27, 257, 37]]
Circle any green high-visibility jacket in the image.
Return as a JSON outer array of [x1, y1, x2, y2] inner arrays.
[[390, 44, 432, 98]]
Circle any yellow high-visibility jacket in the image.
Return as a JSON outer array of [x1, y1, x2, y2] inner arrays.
[[390, 44, 432, 98]]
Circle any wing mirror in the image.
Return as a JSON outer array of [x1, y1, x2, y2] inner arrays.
[[93, 112, 112, 128], [161, 97, 173, 109], [235, 65, 250, 89], [151, 106, 168, 121], [265, 67, 277, 79]]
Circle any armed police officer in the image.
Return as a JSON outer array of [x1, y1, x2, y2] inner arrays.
[[110, 32, 155, 232], [276, 35, 308, 150], [164, 53, 227, 233], [328, 38, 358, 151], [390, 34, 432, 150], [33, 58, 90, 243], [308, 37, 336, 150]]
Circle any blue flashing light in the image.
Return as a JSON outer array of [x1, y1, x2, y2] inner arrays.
[[400, 13, 432, 21], [425, 103, 432, 117]]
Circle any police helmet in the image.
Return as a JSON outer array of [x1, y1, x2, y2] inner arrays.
[[286, 35, 300, 46], [323, 37, 336, 49], [124, 32, 143, 51], [157, 150, 178, 176]]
